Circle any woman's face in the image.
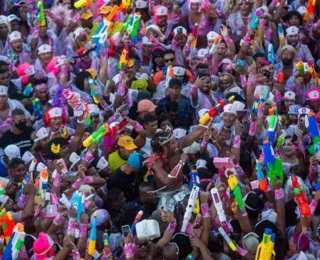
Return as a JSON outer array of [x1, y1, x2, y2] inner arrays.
[[36, 87, 49, 102], [190, 2, 200, 13], [10, 21, 20, 32], [154, 56, 164, 67], [9, 164, 26, 183], [284, 99, 295, 109], [0, 24, 9, 40], [142, 44, 153, 57], [50, 116, 62, 131], [11, 39, 23, 53], [19, 5, 28, 21], [59, 144, 69, 158], [174, 34, 187, 48], [39, 52, 53, 65], [239, 1, 251, 15], [160, 119, 172, 130], [282, 138, 295, 156], [216, 43, 227, 57], [223, 112, 237, 128], [289, 15, 300, 26], [219, 75, 233, 91]]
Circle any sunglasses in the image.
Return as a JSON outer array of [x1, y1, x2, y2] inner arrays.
[[164, 58, 175, 63], [90, 113, 99, 119]]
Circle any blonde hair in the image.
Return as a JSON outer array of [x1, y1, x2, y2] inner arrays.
[[280, 45, 297, 61]]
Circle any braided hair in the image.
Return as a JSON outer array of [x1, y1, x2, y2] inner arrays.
[[151, 126, 173, 154]]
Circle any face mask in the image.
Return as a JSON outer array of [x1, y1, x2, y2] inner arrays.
[[15, 121, 26, 130]]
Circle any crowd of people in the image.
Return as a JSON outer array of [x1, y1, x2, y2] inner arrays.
[[0, 0, 320, 259]]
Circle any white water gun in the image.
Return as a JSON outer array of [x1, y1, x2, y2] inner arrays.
[[181, 186, 200, 232]]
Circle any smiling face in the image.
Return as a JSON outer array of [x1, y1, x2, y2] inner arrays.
[[11, 39, 23, 52], [282, 138, 295, 156], [287, 34, 300, 47], [39, 51, 53, 65], [9, 164, 26, 183], [199, 76, 212, 94]]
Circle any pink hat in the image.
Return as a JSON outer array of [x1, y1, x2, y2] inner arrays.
[[292, 232, 310, 252], [137, 99, 157, 113], [33, 232, 55, 259]]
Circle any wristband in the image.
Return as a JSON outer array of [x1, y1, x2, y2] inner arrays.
[[17, 194, 28, 209], [234, 164, 245, 177], [77, 119, 84, 124], [107, 113, 120, 124], [310, 199, 318, 214], [32, 28, 39, 38], [236, 246, 248, 256], [72, 178, 83, 190], [224, 36, 233, 45], [67, 219, 76, 236], [249, 121, 257, 136], [185, 223, 195, 236], [117, 83, 127, 96], [84, 150, 94, 162], [72, 250, 81, 260], [201, 203, 210, 218], [133, 121, 143, 132], [53, 212, 63, 225], [101, 47, 109, 59], [53, 173, 61, 188], [201, 139, 208, 148], [79, 223, 88, 238], [83, 176, 94, 184], [274, 188, 284, 200], [240, 75, 247, 88], [191, 86, 198, 95], [102, 103, 109, 111], [233, 135, 241, 149], [167, 221, 177, 232], [257, 103, 264, 118], [124, 243, 137, 258]]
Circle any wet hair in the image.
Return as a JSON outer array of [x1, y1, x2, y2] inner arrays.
[[74, 71, 91, 91], [143, 112, 158, 125], [151, 127, 173, 153], [8, 158, 25, 169], [158, 114, 174, 127]]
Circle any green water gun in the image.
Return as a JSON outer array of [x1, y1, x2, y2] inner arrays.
[[37, 1, 46, 26]]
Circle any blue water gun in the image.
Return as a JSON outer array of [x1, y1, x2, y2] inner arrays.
[[189, 167, 200, 190], [306, 111, 320, 154], [251, 87, 269, 114], [249, 10, 262, 31], [267, 44, 275, 65], [88, 78, 100, 104], [263, 140, 283, 185], [267, 107, 278, 144], [32, 98, 43, 120], [88, 211, 97, 256], [23, 83, 33, 97], [71, 191, 85, 222], [3, 223, 26, 260]]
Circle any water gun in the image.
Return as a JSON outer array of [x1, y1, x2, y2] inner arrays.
[[37, 1, 46, 26], [23, 83, 33, 97], [74, 0, 91, 8], [227, 174, 245, 211], [296, 61, 305, 76], [251, 87, 269, 114], [308, 61, 317, 78], [3, 223, 26, 260], [120, 0, 132, 12], [277, 134, 285, 147], [33, 98, 43, 120], [305, 112, 320, 155], [88, 78, 100, 104], [88, 211, 97, 256], [71, 191, 85, 222], [267, 44, 275, 65], [165, 65, 174, 88], [218, 227, 237, 251], [83, 123, 109, 148], [118, 44, 130, 70], [256, 160, 268, 192], [263, 140, 284, 185], [189, 168, 200, 214], [191, 23, 198, 48], [38, 168, 48, 203], [211, 188, 229, 230], [92, 5, 119, 52], [0, 209, 15, 244], [277, 72, 285, 83], [249, 10, 262, 31], [255, 228, 276, 260], [267, 106, 278, 143], [181, 185, 200, 232], [291, 175, 311, 216], [131, 210, 143, 234], [103, 233, 112, 259], [123, 13, 141, 42], [59, 125, 67, 139], [278, 24, 285, 48], [199, 96, 235, 125], [209, 35, 222, 55], [0, 178, 5, 195], [304, 0, 316, 21]]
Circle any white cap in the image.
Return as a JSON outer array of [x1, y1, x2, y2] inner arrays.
[[261, 209, 277, 224], [74, 28, 86, 39], [4, 145, 21, 161], [197, 48, 209, 58], [135, 0, 147, 8], [87, 104, 99, 114], [173, 26, 187, 36], [223, 103, 237, 115], [306, 88, 320, 101], [142, 36, 152, 45], [7, 14, 20, 22], [297, 6, 306, 15], [48, 107, 62, 118], [0, 15, 8, 25], [154, 5, 168, 16], [25, 65, 35, 76], [173, 128, 187, 139], [8, 31, 22, 42], [173, 66, 185, 76], [38, 44, 52, 54], [232, 101, 246, 112], [0, 85, 8, 95], [34, 127, 50, 142], [298, 107, 310, 116], [190, 0, 201, 3], [183, 142, 201, 154], [198, 108, 209, 118], [284, 91, 296, 100], [286, 26, 299, 36], [207, 31, 219, 41]]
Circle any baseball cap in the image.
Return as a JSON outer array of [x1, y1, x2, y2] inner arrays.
[[136, 90, 151, 103], [80, 11, 93, 20], [284, 91, 296, 100], [242, 232, 260, 254], [7, 14, 20, 22], [168, 78, 182, 88], [100, 6, 112, 14], [4, 145, 21, 161], [127, 152, 143, 169], [137, 99, 157, 113], [117, 136, 137, 151]]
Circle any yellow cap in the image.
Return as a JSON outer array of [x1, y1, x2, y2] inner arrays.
[[86, 68, 97, 79], [100, 6, 112, 14], [117, 136, 137, 151], [80, 11, 93, 20]]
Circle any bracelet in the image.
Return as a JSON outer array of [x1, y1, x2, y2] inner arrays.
[[53, 213, 63, 225], [83, 176, 94, 184], [185, 223, 195, 236], [79, 223, 88, 238], [201, 139, 208, 148], [67, 219, 76, 236], [201, 203, 210, 218], [17, 194, 28, 209], [72, 178, 83, 190], [310, 200, 318, 215], [274, 188, 284, 200], [124, 243, 137, 258], [84, 150, 94, 162], [72, 250, 81, 260], [77, 119, 84, 124], [166, 221, 177, 232], [233, 135, 241, 149], [133, 121, 143, 132]]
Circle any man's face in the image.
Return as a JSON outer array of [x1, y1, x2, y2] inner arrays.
[[39, 26, 47, 37], [140, 186, 157, 204], [223, 112, 237, 127], [11, 39, 23, 53], [0, 70, 10, 86], [216, 43, 227, 56], [10, 21, 20, 32], [39, 52, 53, 65], [163, 53, 176, 67], [13, 114, 27, 131], [199, 76, 211, 94], [144, 120, 158, 136], [142, 44, 153, 57], [119, 146, 133, 159], [0, 24, 9, 39], [36, 87, 48, 102], [281, 50, 293, 65], [287, 34, 299, 47], [168, 85, 181, 100], [50, 116, 62, 131]]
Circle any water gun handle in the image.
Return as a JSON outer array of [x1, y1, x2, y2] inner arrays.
[[88, 215, 97, 256], [181, 186, 199, 232]]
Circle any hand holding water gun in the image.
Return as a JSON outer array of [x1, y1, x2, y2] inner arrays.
[[249, 9, 262, 31], [218, 227, 237, 251], [211, 188, 229, 230], [88, 78, 100, 104], [38, 168, 48, 203], [305, 111, 320, 154], [227, 174, 245, 212], [181, 186, 200, 232], [255, 228, 276, 260], [291, 175, 311, 216], [267, 106, 278, 143], [131, 210, 143, 234], [37, 1, 46, 26], [88, 211, 97, 256], [3, 223, 25, 260], [118, 44, 130, 70], [278, 24, 285, 48], [209, 35, 222, 54], [251, 87, 269, 114], [83, 123, 109, 148], [33, 98, 43, 120], [74, 0, 91, 9], [71, 191, 85, 222], [199, 96, 235, 125], [23, 83, 33, 97], [304, 0, 316, 21], [189, 168, 200, 214], [267, 44, 275, 65], [123, 13, 141, 39], [0, 209, 15, 244], [256, 160, 268, 192]]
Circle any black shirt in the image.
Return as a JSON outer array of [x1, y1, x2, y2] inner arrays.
[[0, 127, 34, 155], [107, 167, 145, 202]]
